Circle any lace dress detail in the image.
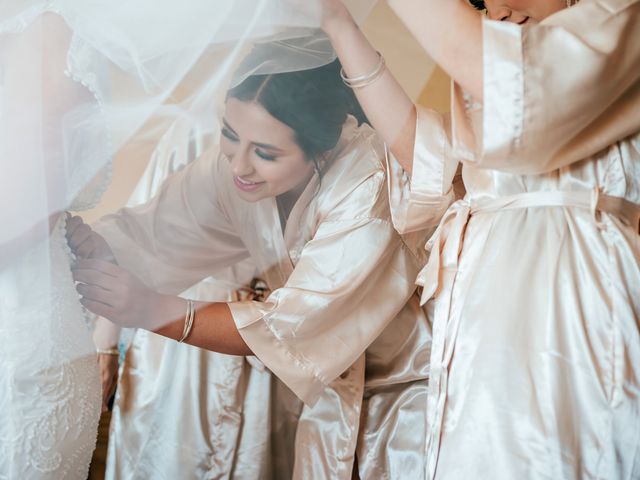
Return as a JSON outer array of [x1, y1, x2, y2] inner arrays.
[[0, 221, 102, 480], [0, 8, 110, 479]]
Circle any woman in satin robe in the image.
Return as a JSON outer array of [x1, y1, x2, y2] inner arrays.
[[321, 0, 640, 478], [91, 117, 271, 480], [68, 59, 433, 479]]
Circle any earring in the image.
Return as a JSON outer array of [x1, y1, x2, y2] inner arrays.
[[311, 158, 322, 177], [314, 154, 329, 176]]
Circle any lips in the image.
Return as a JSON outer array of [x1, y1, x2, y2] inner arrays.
[[233, 176, 265, 192]]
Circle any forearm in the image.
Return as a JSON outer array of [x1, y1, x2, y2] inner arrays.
[[388, 0, 483, 100], [153, 296, 253, 356], [324, 14, 417, 172]]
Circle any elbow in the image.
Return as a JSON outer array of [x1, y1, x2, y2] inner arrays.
[[388, 105, 418, 175], [238, 341, 254, 357]]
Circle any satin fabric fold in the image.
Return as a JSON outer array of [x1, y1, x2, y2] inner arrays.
[[389, 1, 640, 477], [97, 118, 431, 479]]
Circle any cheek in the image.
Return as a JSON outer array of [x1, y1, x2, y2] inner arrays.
[[507, 0, 532, 9], [259, 159, 313, 189]]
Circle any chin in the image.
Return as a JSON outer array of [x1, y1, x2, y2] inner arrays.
[[234, 188, 269, 203]]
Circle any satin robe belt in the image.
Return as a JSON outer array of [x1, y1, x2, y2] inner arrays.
[[417, 188, 640, 305], [417, 188, 640, 479]]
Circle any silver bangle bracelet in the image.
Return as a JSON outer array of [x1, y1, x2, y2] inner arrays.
[[340, 52, 386, 89]]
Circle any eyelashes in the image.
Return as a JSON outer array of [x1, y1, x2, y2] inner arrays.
[[221, 127, 238, 141], [254, 150, 277, 161], [221, 128, 278, 162]]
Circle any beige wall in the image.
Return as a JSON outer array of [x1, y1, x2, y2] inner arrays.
[[82, 4, 451, 223], [417, 66, 451, 113]]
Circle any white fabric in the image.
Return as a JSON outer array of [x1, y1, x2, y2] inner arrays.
[[0, 1, 376, 477]]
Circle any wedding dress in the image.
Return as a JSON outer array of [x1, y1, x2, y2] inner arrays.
[[0, 11, 110, 478], [0, 211, 104, 479]]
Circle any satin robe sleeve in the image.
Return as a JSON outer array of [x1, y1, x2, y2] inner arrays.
[[453, 0, 640, 174], [387, 106, 460, 234], [229, 170, 418, 407], [93, 151, 250, 294]]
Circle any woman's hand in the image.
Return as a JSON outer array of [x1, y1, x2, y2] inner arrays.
[[283, 0, 353, 37], [72, 259, 179, 329], [97, 351, 119, 412], [66, 214, 116, 263]]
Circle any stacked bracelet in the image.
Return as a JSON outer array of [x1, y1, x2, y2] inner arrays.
[[340, 52, 386, 89], [179, 299, 196, 343]]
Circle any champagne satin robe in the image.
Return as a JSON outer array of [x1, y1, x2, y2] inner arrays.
[[102, 118, 274, 480], [389, 1, 640, 478], [95, 117, 433, 479]]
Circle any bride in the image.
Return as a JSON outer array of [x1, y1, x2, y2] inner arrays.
[[0, 12, 107, 478]]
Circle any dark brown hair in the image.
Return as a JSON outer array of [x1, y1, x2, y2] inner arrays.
[[227, 59, 368, 161]]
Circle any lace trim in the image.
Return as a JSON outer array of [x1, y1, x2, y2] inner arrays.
[[0, 5, 114, 211], [63, 30, 113, 211]]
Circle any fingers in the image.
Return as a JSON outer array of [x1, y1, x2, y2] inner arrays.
[[66, 216, 96, 259], [72, 267, 115, 289], [73, 265, 119, 302], [76, 283, 115, 306], [73, 258, 122, 277], [75, 236, 98, 260], [66, 215, 105, 258], [65, 214, 86, 239], [79, 296, 116, 319]]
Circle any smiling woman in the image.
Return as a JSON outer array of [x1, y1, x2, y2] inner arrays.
[[66, 40, 433, 479], [221, 99, 313, 202]]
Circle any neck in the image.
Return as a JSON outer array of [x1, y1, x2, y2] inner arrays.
[[276, 170, 316, 230]]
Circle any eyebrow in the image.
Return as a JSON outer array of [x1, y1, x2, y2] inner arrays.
[[222, 118, 287, 153]]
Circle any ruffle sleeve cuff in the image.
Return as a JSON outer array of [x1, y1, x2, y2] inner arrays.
[[387, 106, 457, 234], [229, 300, 327, 407]]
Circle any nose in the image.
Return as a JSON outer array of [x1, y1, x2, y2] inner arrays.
[[486, 7, 509, 21], [229, 147, 254, 177]]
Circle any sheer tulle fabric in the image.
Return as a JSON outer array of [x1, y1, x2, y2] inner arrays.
[[0, 1, 376, 477]]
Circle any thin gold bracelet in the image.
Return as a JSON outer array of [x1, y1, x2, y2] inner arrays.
[[179, 299, 196, 343], [96, 347, 119, 356]]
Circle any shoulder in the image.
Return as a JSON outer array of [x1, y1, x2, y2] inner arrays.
[[592, 0, 639, 14], [325, 121, 386, 189], [315, 122, 390, 220]]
